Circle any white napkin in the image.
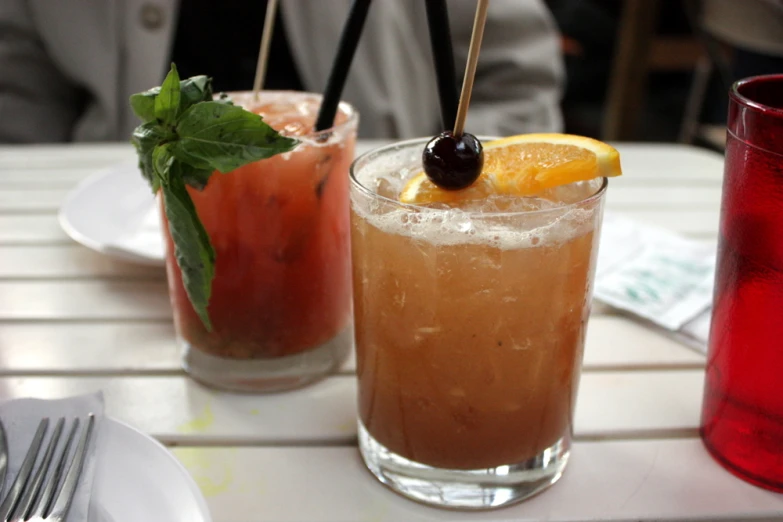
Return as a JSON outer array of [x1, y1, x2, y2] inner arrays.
[[676, 307, 713, 352], [105, 204, 165, 261], [595, 213, 715, 353], [0, 393, 104, 521]]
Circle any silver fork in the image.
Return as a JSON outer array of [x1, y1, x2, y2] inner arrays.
[[0, 415, 95, 522]]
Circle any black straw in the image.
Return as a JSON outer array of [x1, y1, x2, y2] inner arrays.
[[315, 0, 373, 132], [425, 0, 459, 131]]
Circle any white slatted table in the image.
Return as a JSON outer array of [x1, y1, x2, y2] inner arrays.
[[1, 142, 781, 521]]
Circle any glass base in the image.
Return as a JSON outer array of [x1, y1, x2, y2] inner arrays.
[[701, 430, 783, 493], [358, 422, 569, 510], [182, 327, 352, 393]]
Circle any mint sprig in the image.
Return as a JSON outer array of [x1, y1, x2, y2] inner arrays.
[[130, 64, 299, 330], [173, 102, 303, 172]]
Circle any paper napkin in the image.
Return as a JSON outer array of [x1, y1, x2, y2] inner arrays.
[[595, 213, 716, 352]]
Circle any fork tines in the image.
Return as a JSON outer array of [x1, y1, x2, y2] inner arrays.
[[0, 415, 95, 522]]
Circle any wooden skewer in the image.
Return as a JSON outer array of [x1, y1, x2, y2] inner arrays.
[[453, 0, 489, 137], [252, 0, 281, 101]]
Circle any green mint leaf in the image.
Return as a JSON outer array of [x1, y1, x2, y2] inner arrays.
[[130, 89, 158, 122], [152, 143, 175, 186], [178, 164, 214, 191], [130, 75, 212, 123], [168, 159, 214, 191], [154, 64, 181, 125], [131, 122, 173, 192], [179, 75, 213, 113], [162, 174, 216, 331], [171, 101, 298, 173]]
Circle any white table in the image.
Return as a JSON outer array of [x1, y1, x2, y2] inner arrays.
[[1, 141, 782, 521]]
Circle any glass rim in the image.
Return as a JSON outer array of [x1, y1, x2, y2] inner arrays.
[[730, 75, 783, 118], [349, 137, 608, 218], [221, 90, 359, 137]]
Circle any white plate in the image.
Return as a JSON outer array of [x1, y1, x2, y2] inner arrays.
[[90, 417, 211, 522], [58, 163, 165, 265]]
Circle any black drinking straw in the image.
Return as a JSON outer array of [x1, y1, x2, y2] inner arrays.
[[425, 0, 459, 131], [314, 0, 373, 132]]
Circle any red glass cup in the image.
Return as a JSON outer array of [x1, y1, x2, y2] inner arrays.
[[701, 75, 783, 492]]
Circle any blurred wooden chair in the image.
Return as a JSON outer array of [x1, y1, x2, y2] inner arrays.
[[602, 0, 720, 145], [678, 56, 727, 150]]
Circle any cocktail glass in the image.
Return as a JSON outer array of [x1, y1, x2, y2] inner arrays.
[[350, 138, 606, 509], [163, 91, 358, 392]]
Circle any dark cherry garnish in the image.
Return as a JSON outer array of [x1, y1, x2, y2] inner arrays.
[[422, 131, 484, 190]]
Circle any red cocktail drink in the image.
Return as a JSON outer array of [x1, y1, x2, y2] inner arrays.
[[163, 91, 358, 391]]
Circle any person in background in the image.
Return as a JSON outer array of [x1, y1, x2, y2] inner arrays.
[[0, 0, 564, 143]]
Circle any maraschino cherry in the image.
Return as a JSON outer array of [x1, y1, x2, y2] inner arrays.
[[422, 131, 483, 190]]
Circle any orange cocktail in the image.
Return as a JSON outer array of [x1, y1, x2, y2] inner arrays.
[[350, 136, 614, 509], [163, 91, 357, 391]]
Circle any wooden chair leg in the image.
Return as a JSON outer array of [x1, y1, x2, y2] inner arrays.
[[679, 56, 713, 143], [602, 0, 660, 141]]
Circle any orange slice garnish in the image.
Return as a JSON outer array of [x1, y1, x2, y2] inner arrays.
[[400, 133, 621, 205]]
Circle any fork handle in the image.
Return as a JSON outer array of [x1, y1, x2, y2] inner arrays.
[[43, 415, 95, 522]]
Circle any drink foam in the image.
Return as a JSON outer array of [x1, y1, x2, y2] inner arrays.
[[352, 145, 603, 250], [355, 204, 598, 250]]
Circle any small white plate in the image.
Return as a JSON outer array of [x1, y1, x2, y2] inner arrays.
[[90, 418, 211, 522], [59, 163, 165, 265]]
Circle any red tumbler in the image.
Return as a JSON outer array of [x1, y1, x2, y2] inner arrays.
[[701, 75, 783, 492]]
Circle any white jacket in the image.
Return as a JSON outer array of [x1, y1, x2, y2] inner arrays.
[[0, 0, 564, 142]]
